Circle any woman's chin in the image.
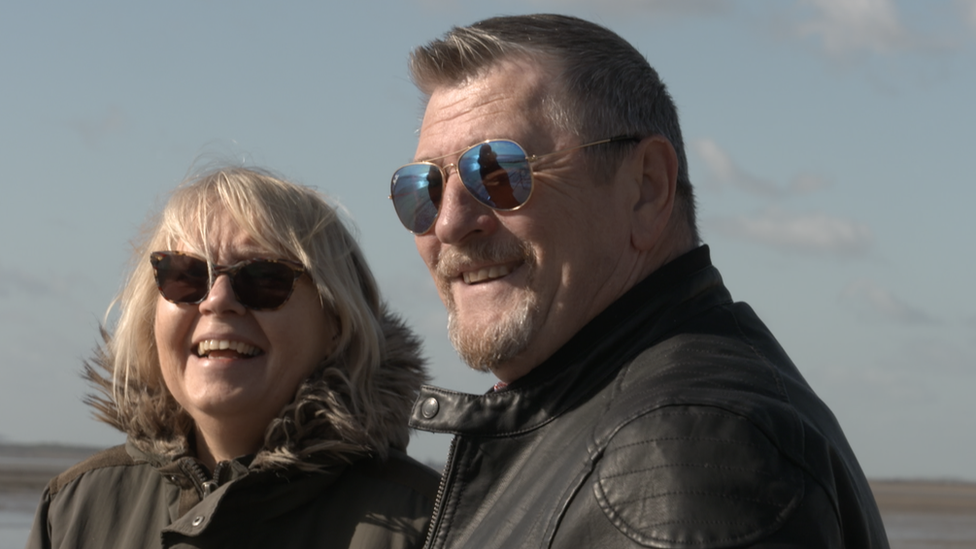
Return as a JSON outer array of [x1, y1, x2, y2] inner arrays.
[[179, 357, 276, 421]]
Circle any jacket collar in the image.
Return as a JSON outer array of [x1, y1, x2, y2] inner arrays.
[[410, 245, 729, 436]]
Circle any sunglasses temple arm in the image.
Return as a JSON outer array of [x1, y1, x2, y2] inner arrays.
[[528, 135, 643, 162]]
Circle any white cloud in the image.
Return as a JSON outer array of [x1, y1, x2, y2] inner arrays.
[[795, 0, 913, 56], [840, 278, 935, 324], [790, 0, 964, 59], [693, 138, 778, 196], [692, 138, 830, 197], [694, 138, 740, 183], [789, 173, 832, 194], [707, 208, 873, 256], [958, 0, 976, 30]]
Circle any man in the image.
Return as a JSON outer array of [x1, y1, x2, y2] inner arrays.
[[390, 14, 889, 548]]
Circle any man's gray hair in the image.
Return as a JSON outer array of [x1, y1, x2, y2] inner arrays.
[[409, 13, 698, 242]]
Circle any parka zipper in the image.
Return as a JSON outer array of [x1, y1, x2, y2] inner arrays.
[[422, 436, 459, 549], [181, 459, 219, 497]]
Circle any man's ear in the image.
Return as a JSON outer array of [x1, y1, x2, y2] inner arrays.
[[628, 136, 678, 251]]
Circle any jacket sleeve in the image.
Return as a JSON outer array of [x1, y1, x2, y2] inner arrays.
[[554, 405, 848, 548], [24, 488, 53, 549]]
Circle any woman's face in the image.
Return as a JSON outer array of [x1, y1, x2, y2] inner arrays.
[[154, 210, 336, 439]]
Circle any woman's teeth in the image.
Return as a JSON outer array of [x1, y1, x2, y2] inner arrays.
[[196, 339, 260, 357], [463, 265, 511, 284]]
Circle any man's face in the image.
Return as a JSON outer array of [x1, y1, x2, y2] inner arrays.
[[413, 59, 641, 382]]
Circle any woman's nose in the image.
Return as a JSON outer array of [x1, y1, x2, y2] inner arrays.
[[199, 274, 247, 315]]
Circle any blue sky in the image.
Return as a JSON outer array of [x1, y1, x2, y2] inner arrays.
[[1, 0, 974, 480]]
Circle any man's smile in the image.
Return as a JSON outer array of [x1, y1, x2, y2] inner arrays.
[[461, 262, 519, 284]]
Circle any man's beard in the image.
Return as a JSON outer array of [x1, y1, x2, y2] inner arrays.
[[436, 239, 538, 373], [447, 289, 537, 373]]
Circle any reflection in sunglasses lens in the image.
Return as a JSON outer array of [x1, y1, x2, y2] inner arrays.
[[392, 163, 442, 233], [234, 262, 296, 309], [159, 254, 209, 303], [459, 141, 530, 210]]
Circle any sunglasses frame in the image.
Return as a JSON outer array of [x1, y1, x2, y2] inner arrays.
[[150, 250, 306, 311], [390, 135, 643, 234]]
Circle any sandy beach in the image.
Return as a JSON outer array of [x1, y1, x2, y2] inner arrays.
[[1, 444, 974, 548], [869, 480, 976, 548], [872, 479, 976, 516]]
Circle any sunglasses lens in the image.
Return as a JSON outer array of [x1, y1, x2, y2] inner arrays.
[[232, 262, 298, 310], [458, 140, 532, 210], [152, 252, 300, 310], [153, 253, 209, 303], [391, 163, 443, 233]]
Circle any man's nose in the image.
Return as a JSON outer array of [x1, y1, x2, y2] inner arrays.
[[432, 171, 499, 244]]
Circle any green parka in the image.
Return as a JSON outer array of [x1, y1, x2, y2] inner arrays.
[[27, 312, 439, 549]]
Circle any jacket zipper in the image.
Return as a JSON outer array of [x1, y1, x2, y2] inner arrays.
[[423, 436, 459, 549], [182, 459, 219, 497]]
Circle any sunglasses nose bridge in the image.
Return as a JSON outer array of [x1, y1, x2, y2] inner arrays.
[[441, 161, 494, 209], [207, 263, 233, 290], [441, 162, 458, 182], [437, 161, 482, 211], [201, 269, 247, 312]]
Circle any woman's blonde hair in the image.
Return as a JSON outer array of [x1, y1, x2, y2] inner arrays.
[[88, 167, 417, 468]]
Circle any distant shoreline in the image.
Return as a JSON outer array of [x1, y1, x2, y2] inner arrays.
[[0, 443, 101, 494], [0, 443, 103, 460], [870, 479, 976, 516]]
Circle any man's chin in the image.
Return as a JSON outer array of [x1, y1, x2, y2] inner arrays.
[[448, 304, 536, 374]]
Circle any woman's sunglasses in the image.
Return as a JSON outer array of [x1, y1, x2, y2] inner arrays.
[[150, 251, 306, 311], [389, 135, 641, 234]]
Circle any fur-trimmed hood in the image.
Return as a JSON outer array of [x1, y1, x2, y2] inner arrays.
[[85, 307, 428, 471]]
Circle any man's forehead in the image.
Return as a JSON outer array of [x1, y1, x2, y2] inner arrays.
[[415, 60, 560, 160]]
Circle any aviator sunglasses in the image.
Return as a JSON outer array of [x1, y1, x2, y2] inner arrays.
[[150, 251, 306, 311], [390, 135, 641, 234]]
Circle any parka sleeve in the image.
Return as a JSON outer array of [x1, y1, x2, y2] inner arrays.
[[24, 487, 53, 549]]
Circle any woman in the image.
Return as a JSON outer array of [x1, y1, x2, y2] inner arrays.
[[27, 167, 438, 549]]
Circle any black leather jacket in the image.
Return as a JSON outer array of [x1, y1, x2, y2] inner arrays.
[[410, 247, 889, 548]]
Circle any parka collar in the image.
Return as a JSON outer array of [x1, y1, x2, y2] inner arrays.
[[90, 308, 427, 470]]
